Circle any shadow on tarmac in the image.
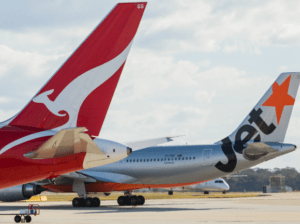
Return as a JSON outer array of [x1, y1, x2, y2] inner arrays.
[[0, 202, 231, 214]]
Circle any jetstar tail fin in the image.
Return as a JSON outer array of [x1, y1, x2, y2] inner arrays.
[[8, 2, 147, 137], [224, 72, 300, 144]]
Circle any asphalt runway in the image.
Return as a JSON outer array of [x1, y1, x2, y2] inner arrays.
[[0, 193, 300, 224]]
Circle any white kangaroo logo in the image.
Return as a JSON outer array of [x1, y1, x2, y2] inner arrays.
[[33, 41, 133, 131]]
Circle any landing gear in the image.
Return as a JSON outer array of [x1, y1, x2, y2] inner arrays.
[[25, 216, 32, 223], [85, 197, 93, 207], [92, 197, 101, 207], [222, 191, 226, 194], [204, 191, 209, 194], [72, 198, 81, 207], [130, 195, 138, 205], [14, 215, 31, 223], [117, 195, 145, 206], [117, 196, 126, 206], [72, 197, 101, 207], [14, 215, 21, 223], [138, 195, 145, 205]]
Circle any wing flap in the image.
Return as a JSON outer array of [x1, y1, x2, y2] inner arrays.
[[78, 170, 143, 184]]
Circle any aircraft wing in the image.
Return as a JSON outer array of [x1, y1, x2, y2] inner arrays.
[[34, 170, 142, 188], [124, 136, 182, 150], [76, 170, 143, 184]]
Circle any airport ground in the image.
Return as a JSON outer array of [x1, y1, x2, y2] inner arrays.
[[0, 192, 300, 224]]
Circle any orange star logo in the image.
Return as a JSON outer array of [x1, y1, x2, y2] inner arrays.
[[262, 75, 295, 124]]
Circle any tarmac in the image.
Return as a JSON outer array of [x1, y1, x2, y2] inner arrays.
[[0, 193, 300, 224]]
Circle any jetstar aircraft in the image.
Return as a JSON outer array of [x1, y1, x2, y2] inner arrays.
[[1, 72, 299, 207], [0, 3, 147, 191]]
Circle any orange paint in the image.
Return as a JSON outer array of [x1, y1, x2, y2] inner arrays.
[[43, 181, 206, 193], [263, 75, 295, 124]]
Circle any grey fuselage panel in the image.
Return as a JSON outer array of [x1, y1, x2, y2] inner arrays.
[[80, 143, 295, 185]]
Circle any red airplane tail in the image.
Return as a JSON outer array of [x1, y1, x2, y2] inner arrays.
[[9, 2, 147, 137]]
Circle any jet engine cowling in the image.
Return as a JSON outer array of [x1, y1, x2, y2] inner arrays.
[[0, 184, 45, 202]]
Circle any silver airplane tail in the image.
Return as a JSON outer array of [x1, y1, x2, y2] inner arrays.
[[224, 73, 300, 145], [214, 73, 300, 173]]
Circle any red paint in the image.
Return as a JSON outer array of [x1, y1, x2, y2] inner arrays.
[[262, 75, 295, 124], [0, 3, 147, 190], [10, 3, 147, 137], [0, 126, 86, 189], [77, 63, 126, 136]]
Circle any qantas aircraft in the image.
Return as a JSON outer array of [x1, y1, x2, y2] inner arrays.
[[1, 72, 299, 207], [0, 3, 147, 192]]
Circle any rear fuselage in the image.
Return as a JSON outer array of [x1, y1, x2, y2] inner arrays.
[[81, 142, 295, 188]]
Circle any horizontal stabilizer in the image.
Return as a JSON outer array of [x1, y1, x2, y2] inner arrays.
[[243, 142, 277, 161], [24, 127, 128, 169], [125, 136, 182, 150], [24, 127, 104, 159]]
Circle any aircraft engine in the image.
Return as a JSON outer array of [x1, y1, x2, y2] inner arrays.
[[0, 184, 45, 202]]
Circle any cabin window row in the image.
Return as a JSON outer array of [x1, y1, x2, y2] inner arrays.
[[126, 157, 196, 162]]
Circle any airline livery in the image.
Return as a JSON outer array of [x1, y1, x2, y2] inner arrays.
[[0, 3, 299, 209], [1, 72, 299, 207], [0, 3, 147, 191]]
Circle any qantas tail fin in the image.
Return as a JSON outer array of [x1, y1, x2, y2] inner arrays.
[[223, 73, 300, 145], [9, 2, 147, 137]]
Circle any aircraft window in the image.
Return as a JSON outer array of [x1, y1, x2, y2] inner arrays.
[[193, 157, 195, 159], [171, 158, 173, 161], [130, 159, 132, 162], [175, 158, 177, 160], [113, 149, 115, 152], [147, 159, 149, 162], [178, 157, 180, 160], [144, 159, 146, 162], [137, 160, 139, 162], [133, 159, 135, 162], [182, 157, 184, 160], [154, 159, 156, 161], [189, 157, 191, 160], [215, 180, 223, 183], [150, 159, 152, 162], [164, 158, 166, 161], [127, 160, 128, 162], [167, 158, 170, 161], [140, 159, 142, 162], [186, 157, 188, 160]]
